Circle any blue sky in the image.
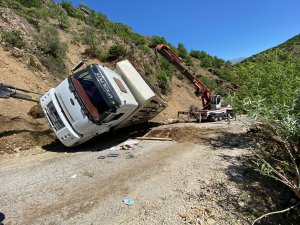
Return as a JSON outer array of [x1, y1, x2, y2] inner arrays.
[[63, 0, 299, 60]]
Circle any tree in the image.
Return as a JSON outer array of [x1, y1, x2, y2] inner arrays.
[[149, 36, 166, 48], [106, 44, 127, 61], [231, 49, 300, 202], [177, 42, 188, 59], [82, 27, 100, 58]]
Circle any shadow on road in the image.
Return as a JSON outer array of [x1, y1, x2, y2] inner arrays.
[[206, 131, 300, 225], [0, 212, 5, 225], [42, 122, 161, 153]]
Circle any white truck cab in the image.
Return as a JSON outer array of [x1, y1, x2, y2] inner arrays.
[[40, 60, 166, 146]]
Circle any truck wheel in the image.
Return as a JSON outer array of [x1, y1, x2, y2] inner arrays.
[[208, 115, 217, 122]]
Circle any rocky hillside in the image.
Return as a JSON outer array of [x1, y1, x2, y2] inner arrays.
[[0, 0, 232, 91]]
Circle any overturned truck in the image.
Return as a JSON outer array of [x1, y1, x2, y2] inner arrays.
[[39, 60, 167, 146]]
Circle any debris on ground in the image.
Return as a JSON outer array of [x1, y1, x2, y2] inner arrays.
[[160, 118, 179, 125], [83, 172, 95, 178], [136, 136, 173, 141], [109, 140, 139, 151], [126, 153, 135, 159], [70, 174, 78, 179], [123, 198, 134, 205], [98, 153, 119, 159]]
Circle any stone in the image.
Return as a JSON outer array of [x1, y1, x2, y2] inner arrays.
[[206, 218, 215, 225], [29, 55, 46, 72], [11, 47, 23, 58]]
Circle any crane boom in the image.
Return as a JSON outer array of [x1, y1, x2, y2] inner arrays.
[[156, 44, 211, 109]]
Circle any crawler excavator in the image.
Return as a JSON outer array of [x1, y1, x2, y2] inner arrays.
[[156, 44, 234, 122]]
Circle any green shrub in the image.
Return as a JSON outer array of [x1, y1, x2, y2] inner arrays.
[[148, 36, 166, 48], [177, 42, 188, 59], [185, 56, 194, 67], [231, 49, 300, 199], [130, 33, 146, 46], [156, 70, 169, 92], [200, 56, 213, 68], [91, 12, 110, 30], [82, 27, 101, 58], [1, 30, 26, 48], [199, 76, 217, 90], [190, 50, 208, 60], [61, 1, 84, 20], [159, 58, 175, 78], [106, 44, 127, 61], [39, 55, 67, 78], [143, 63, 152, 76], [34, 26, 67, 58], [17, 0, 42, 8], [138, 45, 150, 54], [34, 25, 67, 77], [58, 13, 70, 31]]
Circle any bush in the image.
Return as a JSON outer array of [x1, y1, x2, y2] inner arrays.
[[58, 13, 70, 31], [82, 27, 101, 58], [148, 36, 166, 48], [190, 50, 208, 60], [130, 33, 146, 46], [34, 26, 67, 58], [91, 12, 110, 30], [106, 44, 127, 61], [177, 42, 188, 59], [185, 56, 194, 67], [231, 49, 300, 200], [39, 55, 67, 78], [17, 0, 42, 8], [156, 70, 169, 92], [200, 56, 213, 68], [1, 30, 26, 48], [34, 25, 67, 77], [159, 58, 175, 78], [61, 1, 84, 20], [199, 76, 217, 90], [138, 45, 150, 54]]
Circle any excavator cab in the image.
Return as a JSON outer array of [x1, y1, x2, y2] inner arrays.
[[210, 95, 221, 110]]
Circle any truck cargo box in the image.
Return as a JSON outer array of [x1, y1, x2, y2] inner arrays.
[[114, 60, 167, 129]]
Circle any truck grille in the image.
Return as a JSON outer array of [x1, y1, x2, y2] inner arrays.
[[45, 101, 65, 131]]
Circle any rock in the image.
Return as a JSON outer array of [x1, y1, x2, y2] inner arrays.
[[28, 104, 44, 119], [189, 218, 197, 224], [0, 8, 32, 35], [179, 212, 187, 219], [29, 55, 46, 72], [238, 201, 245, 207], [13, 147, 22, 153], [206, 218, 215, 225], [11, 47, 23, 58]]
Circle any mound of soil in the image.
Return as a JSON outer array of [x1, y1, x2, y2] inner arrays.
[[146, 126, 223, 143], [0, 115, 56, 154]]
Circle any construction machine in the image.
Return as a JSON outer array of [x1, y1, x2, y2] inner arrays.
[[156, 44, 234, 122]]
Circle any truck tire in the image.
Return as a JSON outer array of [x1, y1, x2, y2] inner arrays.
[[208, 115, 217, 122]]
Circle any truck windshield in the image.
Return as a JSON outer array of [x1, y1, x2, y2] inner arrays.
[[71, 71, 109, 120]]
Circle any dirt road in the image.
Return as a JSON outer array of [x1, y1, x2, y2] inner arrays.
[[0, 118, 253, 225]]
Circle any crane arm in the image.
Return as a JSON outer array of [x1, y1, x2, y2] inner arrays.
[[155, 44, 211, 109]]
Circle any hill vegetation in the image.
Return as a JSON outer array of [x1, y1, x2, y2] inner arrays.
[[223, 35, 300, 217]]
